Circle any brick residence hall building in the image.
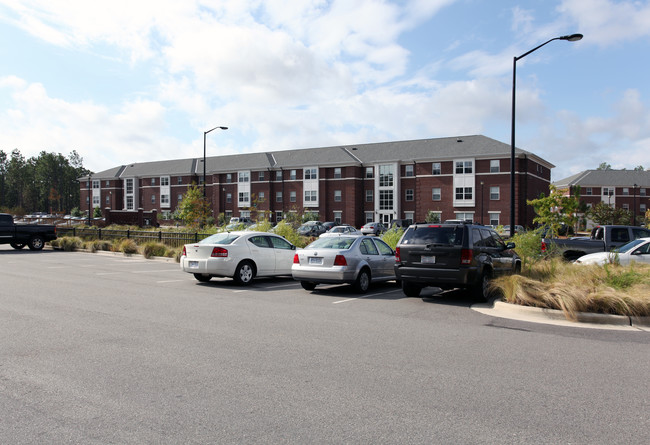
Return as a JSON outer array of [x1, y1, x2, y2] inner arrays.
[[79, 135, 554, 228]]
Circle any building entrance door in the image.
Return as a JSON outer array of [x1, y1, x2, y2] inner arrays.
[[379, 213, 391, 225]]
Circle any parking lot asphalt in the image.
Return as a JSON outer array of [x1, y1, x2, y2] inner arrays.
[[2, 246, 649, 444]]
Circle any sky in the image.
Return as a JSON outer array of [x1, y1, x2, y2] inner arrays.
[[1, 0, 649, 181]]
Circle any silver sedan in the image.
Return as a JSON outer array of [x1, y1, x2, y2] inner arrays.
[[292, 235, 396, 293]]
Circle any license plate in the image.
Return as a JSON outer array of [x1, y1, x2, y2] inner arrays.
[[421, 256, 436, 264], [309, 257, 323, 265], [189, 261, 199, 268]]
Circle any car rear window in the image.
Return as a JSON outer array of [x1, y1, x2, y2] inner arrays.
[[199, 233, 241, 245], [399, 226, 463, 245], [307, 237, 355, 250]]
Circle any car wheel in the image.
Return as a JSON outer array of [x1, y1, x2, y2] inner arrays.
[[10, 242, 26, 250], [402, 281, 421, 298], [472, 271, 491, 302], [234, 260, 255, 285], [28, 236, 45, 251], [353, 268, 370, 293], [193, 273, 212, 282], [300, 281, 317, 291]]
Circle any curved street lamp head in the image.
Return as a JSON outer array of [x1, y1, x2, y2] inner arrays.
[[561, 33, 583, 42]]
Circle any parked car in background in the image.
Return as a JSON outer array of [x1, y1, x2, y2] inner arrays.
[[542, 225, 650, 261], [389, 219, 411, 229], [360, 222, 387, 236], [297, 221, 327, 237], [394, 221, 520, 301], [0, 213, 57, 250], [321, 222, 337, 232], [292, 235, 396, 293], [575, 237, 650, 266], [319, 225, 363, 237], [180, 231, 297, 285], [497, 225, 525, 237]]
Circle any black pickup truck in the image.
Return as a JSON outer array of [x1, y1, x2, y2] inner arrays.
[[0, 213, 57, 250], [542, 225, 650, 261]]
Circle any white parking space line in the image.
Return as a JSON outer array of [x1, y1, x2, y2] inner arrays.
[[96, 272, 120, 276], [156, 279, 186, 283], [332, 289, 397, 304]]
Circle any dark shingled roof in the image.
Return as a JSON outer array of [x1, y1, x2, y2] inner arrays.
[[554, 170, 650, 187]]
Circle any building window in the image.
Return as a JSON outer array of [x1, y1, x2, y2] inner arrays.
[[405, 189, 414, 201], [333, 211, 342, 224], [259, 171, 265, 181], [366, 190, 373, 202], [488, 213, 500, 226], [290, 169, 297, 180], [126, 196, 134, 210], [151, 178, 156, 185], [585, 187, 592, 195], [161, 194, 169, 205], [239, 192, 249, 203], [378, 165, 393, 187], [432, 163, 441, 175], [455, 160, 473, 174], [641, 204, 647, 213], [226, 173, 232, 183], [334, 168, 341, 179], [603, 187, 613, 196], [177, 177, 183, 184], [105, 196, 110, 204], [305, 190, 317, 202], [276, 192, 282, 202], [275, 211, 283, 221], [106, 180, 110, 187], [276, 170, 283, 181], [365, 167, 373, 178], [640, 188, 646, 196], [92, 195, 100, 206], [334, 190, 342, 202], [92, 180, 100, 189], [405, 165, 414, 177], [258, 192, 265, 202], [432, 188, 441, 201], [238, 171, 249, 183], [226, 193, 232, 203], [290, 191, 296, 202], [623, 203, 629, 210], [455, 212, 473, 222], [490, 186, 500, 200], [379, 190, 393, 210], [86, 196, 90, 204], [304, 168, 317, 180], [365, 212, 374, 223], [623, 188, 629, 196], [160, 177, 169, 187], [178, 194, 183, 201], [490, 160, 500, 173], [151, 195, 156, 204], [126, 178, 134, 194], [455, 187, 473, 200]]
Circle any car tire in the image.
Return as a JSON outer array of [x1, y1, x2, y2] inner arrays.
[[402, 281, 422, 298], [234, 260, 255, 285], [353, 268, 371, 293], [10, 242, 26, 249], [193, 273, 212, 282], [472, 271, 491, 303], [300, 281, 317, 291], [28, 236, 45, 251]]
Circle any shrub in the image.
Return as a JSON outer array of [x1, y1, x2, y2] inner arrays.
[[117, 238, 139, 255], [272, 220, 306, 247], [51, 236, 83, 251], [381, 227, 404, 250], [84, 240, 113, 252], [142, 241, 168, 259]]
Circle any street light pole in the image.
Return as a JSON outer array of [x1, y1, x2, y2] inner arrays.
[[510, 33, 583, 238], [203, 126, 228, 199]]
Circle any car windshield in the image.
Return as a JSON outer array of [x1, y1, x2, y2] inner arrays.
[[199, 233, 241, 245], [400, 226, 463, 245], [306, 237, 356, 250], [616, 238, 646, 253]]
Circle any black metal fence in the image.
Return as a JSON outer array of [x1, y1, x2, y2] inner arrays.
[[57, 227, 211, 249]]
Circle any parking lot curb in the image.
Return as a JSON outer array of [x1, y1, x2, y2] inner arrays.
[[472, 300, 650, 331]]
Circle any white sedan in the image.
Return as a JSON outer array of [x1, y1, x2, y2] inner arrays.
[[180, 231, 298, 285], [575, 237, 650, 266], [319, 225, 362, 237]]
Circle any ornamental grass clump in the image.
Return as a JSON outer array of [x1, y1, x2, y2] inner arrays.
[[52, 236, 83, 251], [141, 241, 169, 259], [116, 238, 139, 255], [492, 259, 650, 320]]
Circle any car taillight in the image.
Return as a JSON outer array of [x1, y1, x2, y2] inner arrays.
[[541, 241, 547, 253], [460, 248, 473, 265], [211, 247, 228, 257], [293, 254, 300, 264], [182, 246, 187, 256], [333, 255, 347, 266], [395, 246, 401, 262]]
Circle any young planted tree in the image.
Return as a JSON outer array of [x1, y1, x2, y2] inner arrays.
[[527, 185, 580, 238], [176, 185, 211, 228]]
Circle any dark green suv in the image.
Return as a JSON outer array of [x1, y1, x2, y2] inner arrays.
[[394, 222, 521, 300]]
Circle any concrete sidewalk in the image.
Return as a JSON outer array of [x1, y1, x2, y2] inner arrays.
[[472, 300, 650, 331]]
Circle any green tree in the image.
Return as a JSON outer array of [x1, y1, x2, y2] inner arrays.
[[176, 185, 211, 228], [425, 210, 441, 223], [587, 202, 632, 225], [527, 185, 580, 238], [634, 165, 645, 171], [596, 162, 612, 170]]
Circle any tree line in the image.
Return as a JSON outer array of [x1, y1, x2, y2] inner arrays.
[[0, 149, 90, 215]]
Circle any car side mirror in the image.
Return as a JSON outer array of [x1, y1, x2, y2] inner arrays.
[[505, 242, 516, 250], [292, 245, 296, 250]]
